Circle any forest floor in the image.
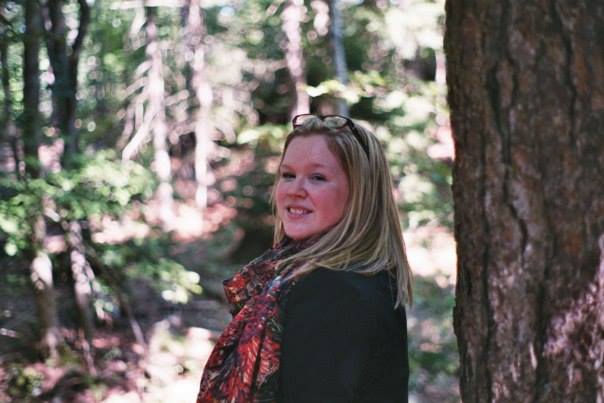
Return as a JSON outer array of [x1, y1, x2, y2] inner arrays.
[[0, 200, 459, 403]]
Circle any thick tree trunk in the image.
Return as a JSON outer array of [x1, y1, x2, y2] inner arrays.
[[282, 0, 310, 120], [328, 0, 349, 116], [146, 6, 174, 229], [445, 1, 604, 402], [184, 0, 214, 210]]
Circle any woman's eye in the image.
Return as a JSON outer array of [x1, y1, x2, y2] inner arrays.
[[310, 174, 326, 181], [281, 172, 295, 179]]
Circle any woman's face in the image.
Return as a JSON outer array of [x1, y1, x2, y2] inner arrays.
[[276, 135, 350, 241]]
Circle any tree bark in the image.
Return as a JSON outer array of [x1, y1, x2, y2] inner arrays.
[[184, 0, 214, 210], [282, 0, 310, 120], [146, 6, 174, 229], [445, 1, 604, 402], [328, 0, 349, 116]]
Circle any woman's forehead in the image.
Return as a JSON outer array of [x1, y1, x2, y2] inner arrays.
[[281, 135, 344, 169], [283, 135, 332, 156]]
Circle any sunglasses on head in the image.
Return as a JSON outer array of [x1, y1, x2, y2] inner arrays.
[[292, 114, 369, 156]]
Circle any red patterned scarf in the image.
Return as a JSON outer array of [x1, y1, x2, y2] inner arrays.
[[196, 240, 306, 403]]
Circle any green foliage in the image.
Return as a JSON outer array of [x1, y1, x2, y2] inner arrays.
[[237, 123, 288, 151], [6, 364, 43, 401], [0, 151, 154, 256], [97, 237, 202, 305], [129, 257, 202, 304], [408, 276, 458, 396]]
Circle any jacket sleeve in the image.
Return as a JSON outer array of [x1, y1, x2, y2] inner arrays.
[[279, 269, 378, 403]]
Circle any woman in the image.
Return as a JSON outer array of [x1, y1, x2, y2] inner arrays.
[[197, 115, 412, 403]]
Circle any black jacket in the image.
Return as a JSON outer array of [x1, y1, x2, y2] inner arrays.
[[278, 268, 409, 403]]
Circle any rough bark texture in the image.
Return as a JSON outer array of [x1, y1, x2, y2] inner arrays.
[[282, 0, 310, 120], [445, 1, 604, 402]]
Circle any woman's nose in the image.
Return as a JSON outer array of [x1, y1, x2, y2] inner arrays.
[[288, 178, 307, 198]]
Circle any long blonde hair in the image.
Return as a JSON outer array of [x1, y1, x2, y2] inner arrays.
[[272, 116, 413, 306]]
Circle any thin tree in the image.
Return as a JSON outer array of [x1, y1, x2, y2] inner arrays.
[[445, 1, 604, 401], [184, 0, 214, 210], [146, 6, 174, 228], [42, 0, 97, 372], [120, 3, 176, 229], [0, 11, 20, 177], [43, 0, 90, 165], [282, 0, 309, 120], [22, 0, 62, 359], [328, 0, 349, 115]]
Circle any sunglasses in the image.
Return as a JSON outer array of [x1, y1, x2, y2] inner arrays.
[[292, 114, 369, 156]]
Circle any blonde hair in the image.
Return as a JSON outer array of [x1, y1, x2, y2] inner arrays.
[[271, 116, 413, 307]]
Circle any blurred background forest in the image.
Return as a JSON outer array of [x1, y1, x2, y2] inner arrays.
[[0, 0, 457, 401]]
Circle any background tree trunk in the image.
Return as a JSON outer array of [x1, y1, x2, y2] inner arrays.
[[184, 0, 214, 210], [43, 0, 96, 366], [445, 1, 604, 402], [29, 211, 62, 359], [145, 6, 174, 229], [23, 0, 62, 359], [282, 0, 309, 120], [1, 17, 20, 178], [44, 0, 90, 165], [328, 0, 349, 116], [23, 0, 42, 178], [64, 219, 97, 374]]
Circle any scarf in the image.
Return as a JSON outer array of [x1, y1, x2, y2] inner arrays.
[[196, 240, 308, 403]]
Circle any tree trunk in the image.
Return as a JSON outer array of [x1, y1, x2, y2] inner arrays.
[[1, 20, 20, 178], [43, 0, 97, 368], [43, 0, 90, 167], [146, 6, 174, 229], [23, 0, 63, 359], [23, 0, 42, 178], [29, 212, 63, 359], [64, 219, 97, 374], [282, 0, 310, 120], [445, 1, 604, 402], [184, 0, 214, 210], [328, 0, 349, 116]]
